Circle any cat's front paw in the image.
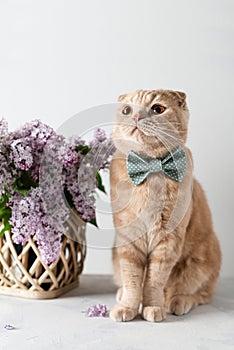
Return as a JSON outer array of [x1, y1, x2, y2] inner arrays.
[[110, 304, 138, 322], [142, 306, 166, 322]]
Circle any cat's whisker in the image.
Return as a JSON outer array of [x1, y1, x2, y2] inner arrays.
[[153, 123, 182, 139], [141, 118, 179, 131], [155, 127, 180, 137], [156, 133, 175, 148], [154, 117, 182, 131], [140, 122, 182, 147], [152, 121, 181, 126], [154, 128, 182, 147], [155, 133, 179, 152], [158, 133, 182, 149], [155, 128, 183, 144]]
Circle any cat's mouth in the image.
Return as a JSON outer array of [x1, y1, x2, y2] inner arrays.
[[130, 125, 147, 137]]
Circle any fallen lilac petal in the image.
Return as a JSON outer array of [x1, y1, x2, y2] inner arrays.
[[4, 324, 15, 330], [85, 304, 108, 317]]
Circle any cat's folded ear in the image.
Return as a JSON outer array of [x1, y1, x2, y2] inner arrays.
[[169, 90, 187, 108], [118, 93, 127, 102]]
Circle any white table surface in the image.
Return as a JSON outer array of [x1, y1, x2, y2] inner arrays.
[[0, 275, 234, 350]]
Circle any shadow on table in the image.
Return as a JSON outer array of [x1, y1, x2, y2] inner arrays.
[[61, 276, 234, 316]]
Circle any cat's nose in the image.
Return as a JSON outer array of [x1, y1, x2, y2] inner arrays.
[[133, 113, 143, 123]]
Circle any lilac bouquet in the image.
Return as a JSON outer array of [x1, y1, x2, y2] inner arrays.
[[0, 119, 115, 264]]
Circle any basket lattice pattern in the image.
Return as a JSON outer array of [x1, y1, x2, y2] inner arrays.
[[0, 210, 86, 299]]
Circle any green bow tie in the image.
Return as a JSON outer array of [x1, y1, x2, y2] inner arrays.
[[126, 146, 187, 186]]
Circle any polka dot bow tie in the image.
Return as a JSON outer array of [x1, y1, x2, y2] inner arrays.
[[126, 146, 187, 186]]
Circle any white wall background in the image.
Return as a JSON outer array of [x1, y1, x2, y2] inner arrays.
[[0, 0, 233, 277]]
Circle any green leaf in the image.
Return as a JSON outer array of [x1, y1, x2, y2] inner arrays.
[[89, 217, 98, 227], [0, 220, 11, 237], [22, 171, 38, 188], [17, 188, 28, 197], [75, 145, 91, 155], [96, 171, 106, 194], [0, 193, 10, 209], [14, 170, 38, 193], [13, 170, 38, 197], [0, 208, 11, 220], [14, 178, 24, 189]]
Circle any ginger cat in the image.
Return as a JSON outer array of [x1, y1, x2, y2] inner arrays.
[[110, 89, 221, 322]]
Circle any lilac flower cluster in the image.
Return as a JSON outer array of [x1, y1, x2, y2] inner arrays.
[[0, 118, 8, 138], [7, 119, 55, 175], [9, 188, 69, 264], [90, 128, 116, 170], [66, 165, 96, 222], [0, 119, 17, 196], [65, 128, 115, 222], [0, 119, 115, 264]]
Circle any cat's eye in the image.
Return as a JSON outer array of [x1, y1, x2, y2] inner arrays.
[[151, 104, 166, 115], [122, 105, 132, 116]]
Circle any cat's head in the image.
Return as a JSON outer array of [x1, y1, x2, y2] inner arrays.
[[112, 89, 189, 157]]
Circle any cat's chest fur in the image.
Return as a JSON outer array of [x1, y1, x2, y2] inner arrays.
[[110, 154, 178, 246]]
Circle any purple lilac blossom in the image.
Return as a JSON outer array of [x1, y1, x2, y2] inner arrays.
[[90, 138, 115, 170], [0, 119, 17, 196], [9, 187, 69, 264], [66, 128, 115, 221], [65, 166, 96, 221], [85, 304, 108, 317], [57, 143, 78, 168], [0, 154, 17, 196], [7, 119, 55, 178], [9, 139, 33, 170], [90, 127, 107, 146], [0, 118, 8, 138]]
